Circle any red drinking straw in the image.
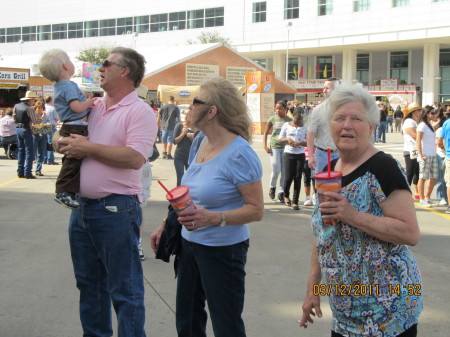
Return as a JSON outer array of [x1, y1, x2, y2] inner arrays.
[[157, 180, 173, 198], [327, 148, 331, 177]]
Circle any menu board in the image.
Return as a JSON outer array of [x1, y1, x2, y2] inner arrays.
[[186, 64, 219, 85], [226, 66, 255, 87]]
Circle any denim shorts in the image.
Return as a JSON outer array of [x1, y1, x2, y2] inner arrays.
[[161, 129, 174, 144]]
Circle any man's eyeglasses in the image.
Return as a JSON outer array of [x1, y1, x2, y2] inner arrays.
[[193, 97, 207, 105], [102, 59, 126, 68]]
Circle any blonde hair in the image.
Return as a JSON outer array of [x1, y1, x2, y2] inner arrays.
[[39, 49, 70, 82], [34, 101, 44, 109], [197, 77, 252, 142]]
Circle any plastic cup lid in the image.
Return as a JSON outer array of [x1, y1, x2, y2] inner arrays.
[[314, 171, 342, 180], [167, 185, 189, 200]]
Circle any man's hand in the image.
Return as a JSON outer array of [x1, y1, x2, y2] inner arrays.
[[59, 134, 90, 159]]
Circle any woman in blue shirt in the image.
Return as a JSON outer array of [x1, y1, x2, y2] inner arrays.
[[152, 77, 264, 337]]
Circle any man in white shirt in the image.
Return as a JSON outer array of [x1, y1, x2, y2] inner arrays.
[[306, 77, 341, 176]]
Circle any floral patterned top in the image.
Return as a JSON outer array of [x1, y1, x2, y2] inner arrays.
[[311, 151, 423, 337]]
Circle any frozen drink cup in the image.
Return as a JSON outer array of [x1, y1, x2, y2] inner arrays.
[[314, 171, 342, 225], [166, 185, 196, 215]]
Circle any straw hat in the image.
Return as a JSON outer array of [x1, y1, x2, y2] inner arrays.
[[407, 103, 422, 114], [20, 91, 39, 101]]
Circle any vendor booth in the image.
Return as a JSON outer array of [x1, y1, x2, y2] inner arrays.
[[0, 67, 53, 108]]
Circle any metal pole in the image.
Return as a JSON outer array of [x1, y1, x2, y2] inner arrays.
[[285, 22, 292, 82], [286, 29, 289, 82]]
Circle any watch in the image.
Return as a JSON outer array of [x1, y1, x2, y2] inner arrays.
[[218, 211, 226, 227]]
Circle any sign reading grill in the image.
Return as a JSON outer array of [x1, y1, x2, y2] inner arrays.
[[0, 71, 29, 81]]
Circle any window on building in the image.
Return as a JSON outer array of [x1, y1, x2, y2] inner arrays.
[[356, 53, 370, 84], [6, 27, 21, 43], [135, 16, 149, 33], [252, 2, 267, 23], [253, 58, 268, 69], [285, 0, 299, 19], [439, 48, 450, 102], [52, 23, 67, 40], [117, 17, 133, 35], [0, 28, 5, 43], [205, 7, 224, 27], [188, 9, 204, 29], [390, 51, 408, 83], [392, 0, 409, 7], [22, 26, 36, 42], [100, 19, 116, 36], [318, 0, 333, 16], [38, 25, 51, 41], [354, 0, 370, 11], [151, 13, 168, 32], [68, 22, 83, 39], [84, 20, 99, 37], [288, 57, 299, 80], [168, 12, 186, 31], [316, 56, 332, 79]]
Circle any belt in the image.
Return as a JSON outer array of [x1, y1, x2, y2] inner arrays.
[[315, 146, 337, 153], [16, 123, 23, 128]]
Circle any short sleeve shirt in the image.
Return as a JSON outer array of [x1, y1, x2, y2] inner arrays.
[[159, 104, 180, 130], [441, 119, 450, 158], [306, 102, 337, 151], [312, 152, 422, 337], [417, 122, 436, 156], [402, 118, 417, 152], [54, 81, 89, 122], [278, 122, 306, 154], [181, 136, 262, 246], [268, 115, 292, 149], [174, 123, 194, 160], [79, 91, 157, 200]]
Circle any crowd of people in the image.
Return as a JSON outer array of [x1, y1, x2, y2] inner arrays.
[[2, 46, 450, 337]]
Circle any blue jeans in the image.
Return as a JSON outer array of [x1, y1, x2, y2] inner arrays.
[[69, 194, 146, 337], [33, 133, 47, 173], [386, 116, 393, 132], [16, 127, 34, 176], [45, 125, 56, 163], [269, 148, 285, 192], [1, 134, 18, 157], [436, 155, 448, 201], [176, 238, 249, 337], [314, 148, 340, 176], [377, 121, 387, 142], [174, 155, 189, 186]]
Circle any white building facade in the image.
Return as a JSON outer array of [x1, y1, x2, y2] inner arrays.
[[2, 0, 450, 105]]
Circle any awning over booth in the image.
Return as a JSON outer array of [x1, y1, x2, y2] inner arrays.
[[157, 85, 200, 105]]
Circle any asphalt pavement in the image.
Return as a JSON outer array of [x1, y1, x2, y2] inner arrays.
[[1, 131, 449, 337]]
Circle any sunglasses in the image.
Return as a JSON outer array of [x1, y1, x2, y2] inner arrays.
[[101, 59, 126, 68], [193, 97, 207, 105]]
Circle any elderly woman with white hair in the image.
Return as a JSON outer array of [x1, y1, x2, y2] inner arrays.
[[299, 83, 422, 337]]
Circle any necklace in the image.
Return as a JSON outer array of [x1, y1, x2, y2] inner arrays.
[[200, 140, 215, 163]]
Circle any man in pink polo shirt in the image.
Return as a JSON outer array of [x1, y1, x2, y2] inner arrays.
[[58, 47, 156, 337]]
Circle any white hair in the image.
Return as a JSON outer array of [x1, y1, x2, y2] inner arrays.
[[324, 83, 380, 125], [38, 49, 70, 82]]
